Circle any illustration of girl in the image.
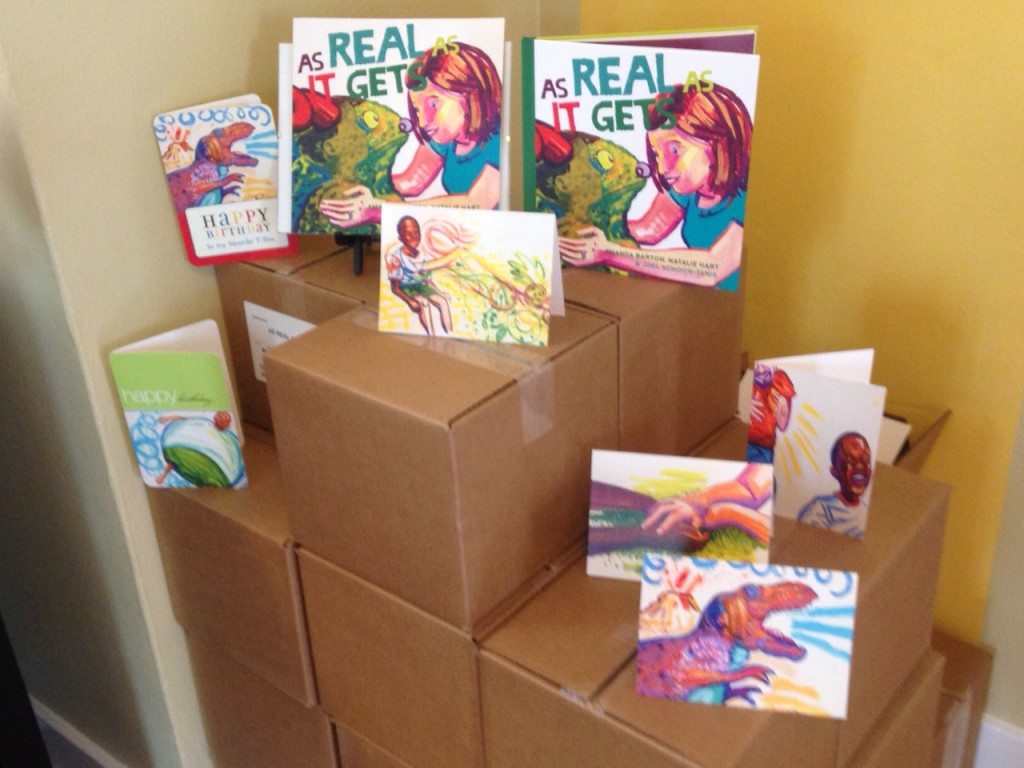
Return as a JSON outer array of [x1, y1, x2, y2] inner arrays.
[[560, 83, 752, 289], [321, 43, 502, 228]]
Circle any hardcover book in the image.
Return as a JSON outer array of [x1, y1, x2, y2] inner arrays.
[[743, 350, 886, 538], [284, 18, 506, 237], [109, 319, 247, 489], [153, 95, 297, 266], [587, 449, 773, 581], [378, 203, 562, 345], [522, 32, 759, 289], [637, 553, 857, 718]]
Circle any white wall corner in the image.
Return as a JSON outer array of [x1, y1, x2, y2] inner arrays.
[[973, 715, 1024, 768]]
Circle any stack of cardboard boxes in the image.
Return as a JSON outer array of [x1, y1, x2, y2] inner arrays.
[[146, 241, 976, 768]]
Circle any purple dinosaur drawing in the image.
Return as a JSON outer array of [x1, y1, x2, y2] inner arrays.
[[637, 581, 815, 705], [167, 122, 256, 213]]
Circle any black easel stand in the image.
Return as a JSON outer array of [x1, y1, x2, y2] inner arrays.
[[333, 233, 372, 276]]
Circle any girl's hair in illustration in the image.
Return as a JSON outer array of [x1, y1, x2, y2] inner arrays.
[[646, 83, 752, 200], [406, 43, 502, 144]]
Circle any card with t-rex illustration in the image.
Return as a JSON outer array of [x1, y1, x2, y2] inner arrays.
[[153, 95, 297, 265], [637, 554, 857, 718]]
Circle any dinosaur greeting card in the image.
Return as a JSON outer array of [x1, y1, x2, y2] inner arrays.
[[153, 95, 297, 266], [110, 319, 247, 489], [587, 450, 773, 581], [522, 33, 759, 289], [637, 554, 858, 718], [743, 350, 886, 539], [284, 18, 506, 238], [378, 203, 562, 346]]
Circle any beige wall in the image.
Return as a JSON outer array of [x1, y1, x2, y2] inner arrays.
[[0, 1, 577, 765], [0, 52, 175, 768], [579, 0, 1024, 730]]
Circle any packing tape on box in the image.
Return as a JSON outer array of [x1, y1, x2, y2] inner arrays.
[[346, 307, 555, 443]]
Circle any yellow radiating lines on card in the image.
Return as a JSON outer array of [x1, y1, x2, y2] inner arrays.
[[793, 429, 821, 475]]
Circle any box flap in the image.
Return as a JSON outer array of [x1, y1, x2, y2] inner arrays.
[[292, 247, 383, 306], [266, 310, 517, 425], [335, 723, 412, 768], [481, 557, 639, 699], [563, 268, 681, 322], [480, 651, 700, 768], [299, 548, 483, 768], [152, 436, 291, 545], [692, 417, 749, 460], [185, 633, 335, 768], [236, 235, 338, 275], [844, 650, 945, 768]]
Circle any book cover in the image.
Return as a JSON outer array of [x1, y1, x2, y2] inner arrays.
[[286, 18, 506, 237], [744, 350, 886, 538], [153, 96, 297, 266], [378, 203, 562, 345], [587, 450, 773, 581], [637, 554, 857, 718], [109, 319, 247, 489], [522, 34, 759, 289]]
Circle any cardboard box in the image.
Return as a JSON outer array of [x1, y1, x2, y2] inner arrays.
[[563, 267, 744, 456], [844, 650, 945, 768], [147, 436, 316, 705], [266, 307, 619, 630], [334, 724, 413, 768], [291, 245, 383, 306], [216, 243, 372, 431], [186, 633, 337, 768], [930, 631, 994, 768], [480, 458, 949, 767], [298, 548, 484, 768], [480, 557, 839, 768]]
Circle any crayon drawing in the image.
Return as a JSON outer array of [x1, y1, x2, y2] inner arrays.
[[124, 410, 246, 489], [378, 204, 557, 346], [637, 555, 857, 718], [587, 450, 773, 581], [745, 354, 886, 538], [153, 96, 295, 264]]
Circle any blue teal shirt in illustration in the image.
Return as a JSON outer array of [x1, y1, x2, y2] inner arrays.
[[667, 187, 745, 289], [667, 188, 746, 249], [428, 134, 500, 198]]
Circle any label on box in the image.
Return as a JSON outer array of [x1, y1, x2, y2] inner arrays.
[[244, 301, 315, 382]]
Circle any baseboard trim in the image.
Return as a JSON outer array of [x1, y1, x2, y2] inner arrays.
[[974, 714, 1024, 768], [30, 697, 132, 768]]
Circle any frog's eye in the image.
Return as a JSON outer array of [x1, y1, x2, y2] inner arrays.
[[595, 149, 614, 171], [360, 110, 379, 129]]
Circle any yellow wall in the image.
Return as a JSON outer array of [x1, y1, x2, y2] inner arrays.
[[581, 1, 1024, 642]]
